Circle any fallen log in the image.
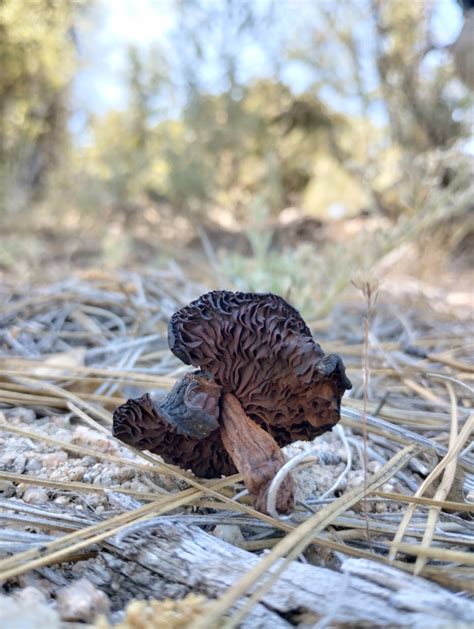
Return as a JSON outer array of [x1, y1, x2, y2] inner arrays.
[[107, 521, 474, 628]]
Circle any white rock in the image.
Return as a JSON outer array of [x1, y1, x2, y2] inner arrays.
[[0, 593, 60, 629], [212, 524, 245, 547], [22, 487, 49, 505], [42, 450, 68, 468], [56, 578, 110, 623]]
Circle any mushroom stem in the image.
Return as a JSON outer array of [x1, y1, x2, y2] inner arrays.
[[220, 393, 294, 514]]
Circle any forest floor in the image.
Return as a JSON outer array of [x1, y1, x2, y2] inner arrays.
[[0, 247, 473, 627]]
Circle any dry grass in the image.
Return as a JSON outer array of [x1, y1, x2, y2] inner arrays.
[[0, 267, 473, 625]]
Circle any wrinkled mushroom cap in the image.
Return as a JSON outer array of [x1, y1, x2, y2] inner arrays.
[[169, 291, 352, 445], [113, 373, 236, 478]]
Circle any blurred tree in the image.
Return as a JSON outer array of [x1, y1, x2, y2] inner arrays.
[[453, 0, 474, 89], [78, 1, 299, 222], [75, 43, 172, 218], [154, 0, 340, 219], [73, 0, 471, 228], [169, 0, 278, 217], [0, 0, 83, 213], [370, 0, 462, 150], [289, 0, 469, 217]]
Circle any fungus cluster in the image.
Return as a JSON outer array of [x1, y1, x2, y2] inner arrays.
[[113, 291, 352, 514]]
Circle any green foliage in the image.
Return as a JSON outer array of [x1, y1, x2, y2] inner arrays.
[[220, 198, 394, 320], [371, 0, 463, 151], [1, 0, 472, 236], [76, 76, 336, 219], [0, 0, 81, 213]]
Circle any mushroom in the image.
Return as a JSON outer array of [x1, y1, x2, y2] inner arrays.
[[113, 291, 352, 514]]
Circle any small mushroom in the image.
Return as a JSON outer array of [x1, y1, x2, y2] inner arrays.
[[113, 291, 352, 513], [113, 372, 234, 478]]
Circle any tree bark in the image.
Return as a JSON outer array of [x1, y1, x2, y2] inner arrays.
[[107, 521, 474, 628]]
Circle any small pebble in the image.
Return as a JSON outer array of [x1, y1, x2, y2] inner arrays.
[[0, 593, 60, 629], [42, 451, 68, 468], [4, 407, 37, 423], [367, 461, 382, 473], [0, 480, 16, 497], [13, 454, 26, 474], [82, 456, 98, 466], [56, 578, 110, 623], [26, 457, 43, 472], [22, 487, 49, 505], [212, 524, 245, 547], [54, 496, 71, 506], [72, 426, 118, 453], [16, 586, 48, 607]]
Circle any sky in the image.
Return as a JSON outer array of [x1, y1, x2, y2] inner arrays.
[[72, 0, 465, 126], [73, 0, 175, 116]]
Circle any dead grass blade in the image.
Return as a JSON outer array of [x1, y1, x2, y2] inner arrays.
[[373, 491, 473, 512], [0, 473, 239, 581], [389, 411, 474, 561], [413, 381, 459, 575], [0, 471, 162, 501]]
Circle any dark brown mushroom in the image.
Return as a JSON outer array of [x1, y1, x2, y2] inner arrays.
[[113, 290, 352, 514], [113, 371, 234, 478]]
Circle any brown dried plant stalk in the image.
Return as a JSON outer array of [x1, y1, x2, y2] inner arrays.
[[352, 279, 379, 546]]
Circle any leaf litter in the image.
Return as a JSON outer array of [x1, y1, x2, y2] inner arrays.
[[0, 267, 472, 626]]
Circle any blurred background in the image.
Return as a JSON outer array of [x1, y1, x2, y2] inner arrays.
[[1, 0, 473, 314]]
